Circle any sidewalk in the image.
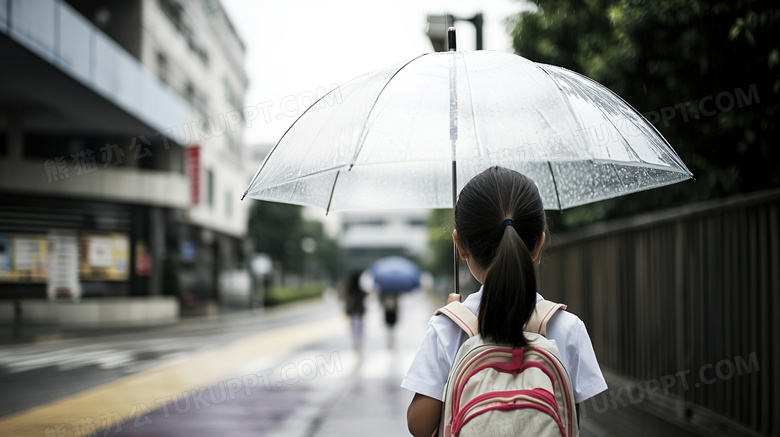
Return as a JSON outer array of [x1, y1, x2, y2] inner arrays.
[[303, 291, 705, 437], [107, 290, 435, 437], [301, 290, 436, 437], [0, 290, 710, 437]]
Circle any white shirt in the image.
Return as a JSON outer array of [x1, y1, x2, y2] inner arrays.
[[401, 289, 608, 404]]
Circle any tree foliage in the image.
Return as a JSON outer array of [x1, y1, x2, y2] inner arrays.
[[510, 0, 780, 229], [424, 208, 455, 278], [247, 201, 344, 281], [302, 219, 346, 282]]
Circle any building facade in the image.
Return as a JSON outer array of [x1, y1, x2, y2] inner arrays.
[[335, 210, 429, 271], [0, 0, 249, 312]]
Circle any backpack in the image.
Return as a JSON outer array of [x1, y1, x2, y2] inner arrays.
[[435, 299, 578, 437]]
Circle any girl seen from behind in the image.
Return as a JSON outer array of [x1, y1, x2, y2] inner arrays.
[[401, 166, 608, 436]]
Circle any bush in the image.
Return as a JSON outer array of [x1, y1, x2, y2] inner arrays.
[[263, 284, 324, 307]]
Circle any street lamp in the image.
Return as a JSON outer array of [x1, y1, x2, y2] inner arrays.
[[426, 13, 483, 51]]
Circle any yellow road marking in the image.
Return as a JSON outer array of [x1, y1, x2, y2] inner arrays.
[[0, 316, 345, 437]]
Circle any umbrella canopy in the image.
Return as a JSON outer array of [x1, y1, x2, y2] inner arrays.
[[243, 49, 692, 212], [370, 256, 421, 294]]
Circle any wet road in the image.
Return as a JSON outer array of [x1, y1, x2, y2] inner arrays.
[[0, 291, 426, 437], [0, 291, 703, 437]]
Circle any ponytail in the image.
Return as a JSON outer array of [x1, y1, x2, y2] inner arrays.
[[479, 225, 537, 347], [455, 166, 546, 348]]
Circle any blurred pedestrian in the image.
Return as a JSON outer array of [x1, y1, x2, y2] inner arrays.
[[345, 270, 367, 351], [380, 291, 399, 348]]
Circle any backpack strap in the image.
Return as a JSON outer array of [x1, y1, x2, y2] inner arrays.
[[524, 299, 567, 337], [434, 301, 479, 337], [435, 299, 566, 338]]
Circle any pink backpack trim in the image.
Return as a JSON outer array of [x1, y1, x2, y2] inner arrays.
[[452, 389, 565, 437], [526, 346, 575, 434], [537, 305, 560, 334]]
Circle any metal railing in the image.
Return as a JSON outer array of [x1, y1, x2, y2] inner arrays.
[[539, 189, 780, 436]]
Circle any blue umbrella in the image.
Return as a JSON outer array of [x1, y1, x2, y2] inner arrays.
[[370, 256, 421, 294]]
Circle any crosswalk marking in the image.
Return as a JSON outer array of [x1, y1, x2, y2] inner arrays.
[[0, 345, 185, 373], [0, 316, 346, 437]]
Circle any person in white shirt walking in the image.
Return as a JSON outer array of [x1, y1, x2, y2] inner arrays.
[[401, 166, 608, 436]]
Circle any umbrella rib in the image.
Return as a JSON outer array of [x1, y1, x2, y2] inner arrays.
[[348, 53, 429, 170], [246, 164, 349, 195], [538, 63, 670, 168], [585, 158, 692, 173], [241, 87, 346, 200], [534, 65, 593, 160], [547, 161, 563, 211], [610, 162, 626, 191], [536, 64, 655, 167], [461, 55, 485, 157], [543, 63, 690, 172], [243, 84, 348, 200], [252, 156, 459, 199], [325, 170, 341, 215]]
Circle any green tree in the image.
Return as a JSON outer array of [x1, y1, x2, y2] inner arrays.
[[302, 219, 346, 283], [511, 0, 780, 229], [247, 201, 344, 283], [424, 208, 454, 278], [247, 201, 306, 277]]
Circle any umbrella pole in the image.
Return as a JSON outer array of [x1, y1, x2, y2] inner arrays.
[[448, 27, 460, 295], [452, 160, 459, 295]]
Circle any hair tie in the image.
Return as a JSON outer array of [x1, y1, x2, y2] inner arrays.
[[501, 219, 514, 230]]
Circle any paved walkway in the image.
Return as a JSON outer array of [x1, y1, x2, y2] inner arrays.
[[0, 290, 706, 437]]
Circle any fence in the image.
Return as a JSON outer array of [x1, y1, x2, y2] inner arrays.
[[539, 189, 780, 436]]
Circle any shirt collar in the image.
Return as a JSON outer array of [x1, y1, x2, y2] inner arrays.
[[469, 286, 544, 303]]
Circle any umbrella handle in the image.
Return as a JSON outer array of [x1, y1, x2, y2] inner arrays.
[[453, 239, 460, 295], [452, 158, 459, 295]]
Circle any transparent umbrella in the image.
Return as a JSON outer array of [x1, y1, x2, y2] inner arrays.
[[243, 30, 693, 291], [243, 33, 692, 213]]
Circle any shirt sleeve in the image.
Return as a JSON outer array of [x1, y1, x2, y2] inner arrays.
[[400, 318, 454, 401], [403, 297, 608, 405], [553, 317, 608, 403]]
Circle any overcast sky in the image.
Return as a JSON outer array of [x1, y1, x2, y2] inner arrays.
[[221, 0, 530, 147]]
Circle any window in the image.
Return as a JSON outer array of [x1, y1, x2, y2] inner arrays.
[[223, 78, 236, 109], [202, 0, 219, 14], [206, 169, 214, 207], [406, 218, 426, 227], [156, 52, 168, 84], [158, 0, 207, 66], [159, 0, 184, 28], [342, 219, 385, 232], [184, 82, 195, 104], [198, 106, 210, 136], [23, 134, 95, 160]]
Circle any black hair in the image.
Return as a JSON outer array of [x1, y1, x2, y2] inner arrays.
[[454, 166, 546, 347]]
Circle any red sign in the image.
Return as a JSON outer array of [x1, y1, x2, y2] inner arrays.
[[186, 146, 200, 205]]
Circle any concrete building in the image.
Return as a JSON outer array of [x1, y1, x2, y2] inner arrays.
[[335, 210, 429, 271], [0, 0, 249, 321]]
